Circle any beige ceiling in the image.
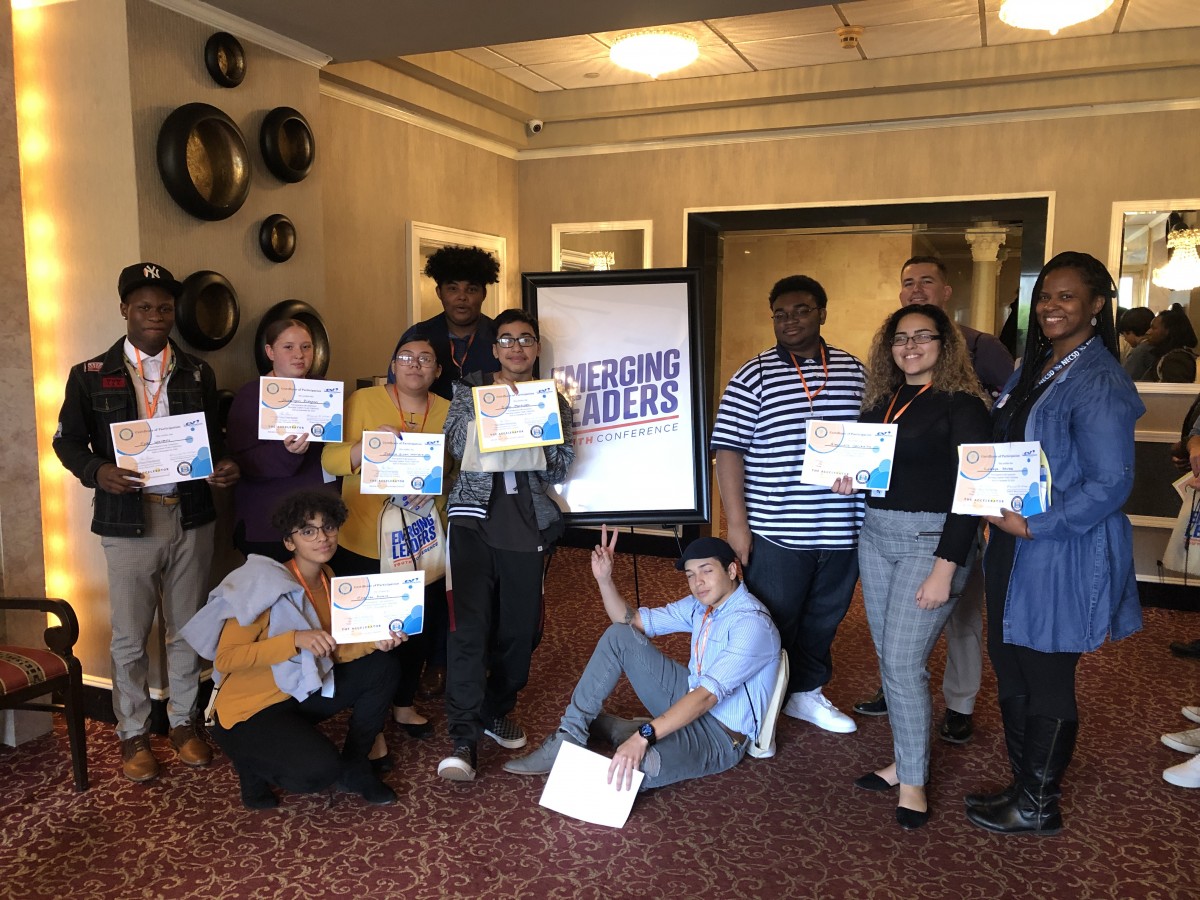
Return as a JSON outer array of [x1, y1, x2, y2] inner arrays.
[[453, 0, 1200, 91]]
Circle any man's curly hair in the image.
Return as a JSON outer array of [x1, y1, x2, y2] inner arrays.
[[271, 490, 348, 537], [423, 246, 500, 287]]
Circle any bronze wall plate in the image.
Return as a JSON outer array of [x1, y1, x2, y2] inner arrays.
[[157, 103, 251, 221], [260, 106, 315, 183], [255, 299, 330, 378], [177, 270, 240, 351], [259, 214, 296, 262], [204, 32, 246, 88]]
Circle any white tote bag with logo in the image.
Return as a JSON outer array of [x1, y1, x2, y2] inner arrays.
[[379, 494, 446, 582]]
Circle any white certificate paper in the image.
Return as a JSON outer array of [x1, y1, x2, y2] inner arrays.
[[473, 380, 564, 452], [538, 741, 643, 828], [110, 412, 213, 487], [329, 571, 425, 643], [359, 431, 446, 495], [799, 420, 898, 491], [257, 377, 343, 442], [952, 441, 1050, 516]]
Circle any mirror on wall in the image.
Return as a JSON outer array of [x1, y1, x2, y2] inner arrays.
[[1110, 201, 1200, 389], [552, 220, 652, 272]]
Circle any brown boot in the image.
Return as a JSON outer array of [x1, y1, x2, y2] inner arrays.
[[120, 735, 160, 782], [170, 722, 213, 767]]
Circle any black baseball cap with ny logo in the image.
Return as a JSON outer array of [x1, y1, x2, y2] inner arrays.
[[118, 262, 183, 302]]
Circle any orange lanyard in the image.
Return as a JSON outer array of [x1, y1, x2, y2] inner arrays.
[[789, 344, 828, 409], [287, 559, 329, 612], [693, 607, 715, 676], [133, 344, 171, 419], [884, 383, 933, 424], [388, 385, 431, 433], [450, 332, 474, 373]]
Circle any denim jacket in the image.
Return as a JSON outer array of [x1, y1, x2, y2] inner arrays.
[[994, 339, 1145, 653], [53, 337, 220, 537]]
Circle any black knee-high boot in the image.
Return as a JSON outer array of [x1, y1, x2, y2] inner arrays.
[[965, 694, 1027, 812], [966, 715, 1077, 835]]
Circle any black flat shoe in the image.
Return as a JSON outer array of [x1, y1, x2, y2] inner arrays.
[[398, 720, 434, 740], [370, 754, 394, 773], [897, 805, 930, 830], [854, 772, 898, 792]]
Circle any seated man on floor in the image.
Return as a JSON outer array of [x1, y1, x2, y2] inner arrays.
[[504, 530, 780, 791]]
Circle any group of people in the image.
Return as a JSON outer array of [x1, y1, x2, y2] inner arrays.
[[55, 246, 1155, 832], [1119, 303, 1199, 383]]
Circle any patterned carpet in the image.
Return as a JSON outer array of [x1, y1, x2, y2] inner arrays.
[[1, 545, 1197, 899]]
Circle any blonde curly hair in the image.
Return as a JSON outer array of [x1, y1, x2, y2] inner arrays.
[[862, 304, 989, 411]]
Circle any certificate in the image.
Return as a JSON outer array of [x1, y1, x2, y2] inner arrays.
[[110, 412, 213, 487], [329, 571, 425, 643], [952, 442, 1050, 516], [257, 377, 343, 442], [539, 741, 643, 828], [359, 431, 445, 495], [799, 420, 898, 491], [473, 380, 564, 452]]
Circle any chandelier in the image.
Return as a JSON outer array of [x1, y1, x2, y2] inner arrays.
[[998, 0, 1114, 36], [609, 30, 699, 79], [1152, 229, 1200, 292]]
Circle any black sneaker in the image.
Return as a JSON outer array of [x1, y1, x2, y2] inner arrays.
[[483, 715, 527, 749], [854, 687, 888, 717], [438, 743, 477, 782], [939, 709, 974, 744]]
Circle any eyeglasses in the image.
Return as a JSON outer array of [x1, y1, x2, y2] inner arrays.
[[891, 333, 941, 346], [496, 335, 538, 348], [394, 352, 436, 367], [770, 307, 819, 323], [288, 523, 340, 541]]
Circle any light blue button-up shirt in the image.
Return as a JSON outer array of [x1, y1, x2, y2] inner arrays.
[[639, 583, 780, 741]]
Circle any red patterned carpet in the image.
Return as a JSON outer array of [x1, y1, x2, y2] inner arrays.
[[1, 545, 1197, 899]]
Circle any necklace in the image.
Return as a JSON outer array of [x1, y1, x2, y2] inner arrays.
[[388, 384, 432, 433], [131, 345, 172, 418]]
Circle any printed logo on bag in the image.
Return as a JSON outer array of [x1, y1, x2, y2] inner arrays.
[[391, 515, 439, 563]]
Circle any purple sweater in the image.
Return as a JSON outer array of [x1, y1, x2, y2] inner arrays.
[[226, 379, 336, 542]]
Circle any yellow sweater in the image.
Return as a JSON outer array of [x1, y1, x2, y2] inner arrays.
[[213, 565, 375, 727], [321, 385, 450, 559]]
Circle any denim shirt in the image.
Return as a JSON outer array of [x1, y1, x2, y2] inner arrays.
[[53, 337, 220, 537], [993, 340, 1145, 652]]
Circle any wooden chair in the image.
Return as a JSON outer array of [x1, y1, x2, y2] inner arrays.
[[0, 597, 88, 790]]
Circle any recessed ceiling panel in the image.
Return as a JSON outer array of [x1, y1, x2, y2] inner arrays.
[[456, 46, 516, 68], [858, 16, 982, 59], [1120, 0, 1200, 32], [487, 34, 609, 66], [496, 66, 565, 91], [739, 32, 862, 70], [527, 59, 651, 89], [840, 0, 978, 28], [708, 7, 846, 42]]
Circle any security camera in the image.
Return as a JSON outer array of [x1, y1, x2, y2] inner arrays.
[[526, 119, 544, 135]]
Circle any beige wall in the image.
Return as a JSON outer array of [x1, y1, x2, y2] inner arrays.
[[318, 88, 520, 386]]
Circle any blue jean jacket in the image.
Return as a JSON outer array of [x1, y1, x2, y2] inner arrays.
[[993, 340, 1145, 652]]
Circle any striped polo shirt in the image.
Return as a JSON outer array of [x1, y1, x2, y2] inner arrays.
[[711, 341, 866, 550]]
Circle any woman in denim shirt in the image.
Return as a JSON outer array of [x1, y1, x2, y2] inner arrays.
[[965, 252, 1144, 835]]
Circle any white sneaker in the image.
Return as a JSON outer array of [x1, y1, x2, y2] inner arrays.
[[1164, 753, 1200, 788], [1160, 726, 1200, 754], [1182, 706, 1200, 725], [782, 688, 857, 733]]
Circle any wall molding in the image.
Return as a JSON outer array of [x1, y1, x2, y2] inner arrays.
[[148, 0, 332, 67]]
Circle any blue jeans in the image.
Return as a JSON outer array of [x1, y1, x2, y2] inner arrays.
[[744, 537, 859, 694], [559, 624, 746, 791]]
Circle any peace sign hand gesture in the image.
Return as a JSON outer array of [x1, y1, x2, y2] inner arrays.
[[591, 524, 619, 584]]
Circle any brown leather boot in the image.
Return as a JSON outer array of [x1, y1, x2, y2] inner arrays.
[[120, 735, 160, 782], [170, 722, 213, 767]]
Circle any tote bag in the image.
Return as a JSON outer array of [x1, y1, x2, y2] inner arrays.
[[1163, 485, 1200, 578], [379, 494, 446, 582]]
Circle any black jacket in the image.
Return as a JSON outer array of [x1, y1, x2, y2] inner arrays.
[[410, 312, 500, 400], [53, 337, 221, 537]]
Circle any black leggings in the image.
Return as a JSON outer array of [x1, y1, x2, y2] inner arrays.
[[210, 649, 400, 793], [984, 534, 1081, 721]]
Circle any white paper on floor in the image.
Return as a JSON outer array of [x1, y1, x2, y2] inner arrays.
[[538, 741, 643, 827]]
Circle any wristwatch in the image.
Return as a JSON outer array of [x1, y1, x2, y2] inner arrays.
[[638, 722, 657, 747]]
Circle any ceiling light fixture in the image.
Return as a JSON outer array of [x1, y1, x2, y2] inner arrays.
[[1152, 228, 1200, 292], [998, 0, 1115, 36], [609, 30, 699, 79]]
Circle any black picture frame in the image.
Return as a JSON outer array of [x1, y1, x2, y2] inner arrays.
[[523, 268, 709, 527]]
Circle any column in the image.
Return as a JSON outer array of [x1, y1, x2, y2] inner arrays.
[[965, 227, 1006, 334]]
